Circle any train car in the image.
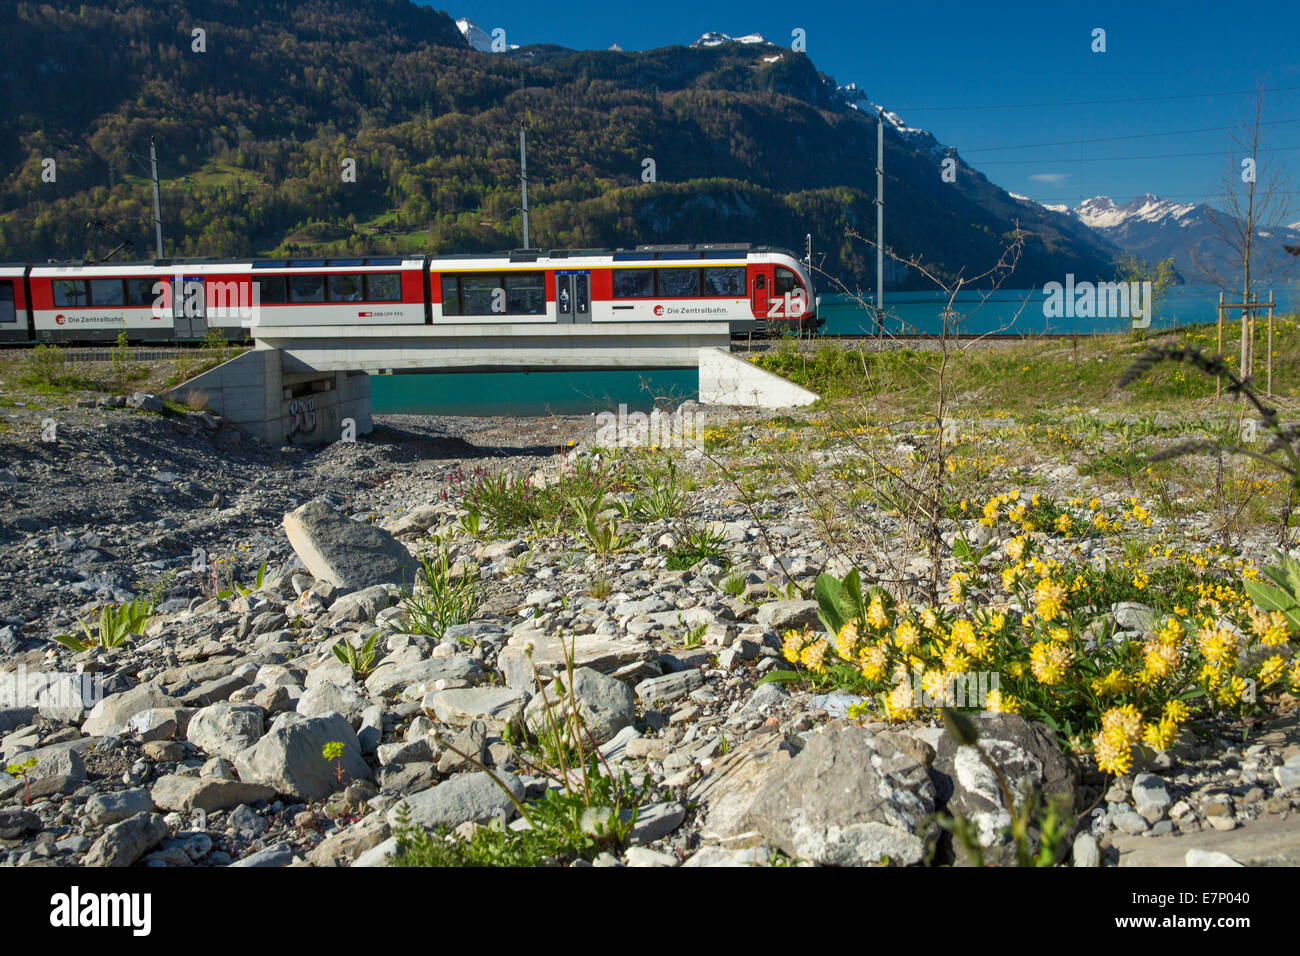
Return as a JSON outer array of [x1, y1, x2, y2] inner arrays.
[[428, 244, 817, 335], [14, 244, 816, 344], [0, 265, 30, 343]]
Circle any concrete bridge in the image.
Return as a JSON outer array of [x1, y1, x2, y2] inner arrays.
[[163, 321, 818, 445]]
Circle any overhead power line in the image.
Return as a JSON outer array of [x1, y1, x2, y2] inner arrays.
[[894, 84, 1300, 114]]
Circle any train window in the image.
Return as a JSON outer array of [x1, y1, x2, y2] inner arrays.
[[0, 283, 14, 323], [754, 274, 766, 291], [125, 278, 156, 306], [505, 273, 545, 314], [89, 279, 125, 306], [365, 273, 402, 302], [774, 267, 800, 296], [657, 268, 700, 297], [258, 276, 289, 303], [703, 267, 746, 296], [612, 269, 653, 298], [460, 275, 498, 315], [440, 275, 461, 315], [53, 279, 88, 307], [328, 274, 363, 302], [290, 274, 326, 302]]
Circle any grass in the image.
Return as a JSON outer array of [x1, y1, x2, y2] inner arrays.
[[398, 538, 484, 642]]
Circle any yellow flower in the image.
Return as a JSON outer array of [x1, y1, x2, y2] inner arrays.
[[1006, 536, 1026, 562], [837, 620, 861, 659], [948, 573, 969, 604], [1033, 578, 1067, 622], [1215, 675, 1247, 706], [1002, 564, 1026, 591], [893, 620, 921, 652], [781, 627, 806, 663], [866, 596, 890, 629], [859, 642, 889, 682], [920, 607, 939, 631], [1163, 698, 1189, 723], [1141, 641, 1180, 680], [883, 674, 919, 722], [1048, 626, 1069, 643], [799, 638, 831, 674], [1258, 654, 1287, 686], [1132, 569, 1149, 591], [1142, 716, 1179, 751], [1030, 641, 1073, 685], [1091, 668, 1131, 696], [984, 688, 1021, 714]]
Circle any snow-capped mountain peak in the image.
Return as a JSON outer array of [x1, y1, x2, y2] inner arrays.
[[691, 31, 771, 48], [836, 83, 929, 140], [1074, 194, 1197, 230], [456, 17, 518, 52]]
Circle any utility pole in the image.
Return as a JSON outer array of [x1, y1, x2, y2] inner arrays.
[[149, 136, 163, 259], [805, 233, 812, 268], [519, 126, 530, 249], [876, 107, 884, 336]]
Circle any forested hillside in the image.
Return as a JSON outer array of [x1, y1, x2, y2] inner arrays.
[[0, 0, 1120, 289]]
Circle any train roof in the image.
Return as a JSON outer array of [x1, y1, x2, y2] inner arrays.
[[18, 244, 804, 272]]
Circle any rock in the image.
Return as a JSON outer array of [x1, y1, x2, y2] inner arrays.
[[309, 814, 391, 867], [230, 843, 297, 867], [186, 702, 265, 761], [1115, 815, 1300, 866], [0, 706, 36, 734], [282, 499, 416, 593], [932, 714, 1078, 866], [1132, 772, 1172, 823], [691, 732, 797, 847], [228, 803, 268, 838], [386, 771, 525, 830], [1274, 763, 1300, 793], [438, 720, 488, 774], [682, 844, 775, 867], [27, 747, 87, 792], [625, 846, 678, 867], [522, 667, 635, 746], [126, 707, 192, 741], [1112, 602, 1159, 635], [150, 774, 277, 813], [81, 684, 178, 737], [364, 656, 483, 698], [625, 801, 685, 846], [84, 812, 169, 867], [127, 392, 165, 414], [233, 712, 372, 801], [498, 632, 655, 691], [634, 669, 704, 705], [1112, 809, 1149, 835], [352, 835, 401, 867], [755, 600, 821, 633], [180, 675, 250, 707], [747, 722, 937, 866], [0, 809, 41, 839], [376, 738, 434, 767], [426, 687, 527, 732], [296, 682, 366, 722], [1072, 832, 1100, 867], [328, 584, 398, 625], [84, 789, 156, 826], [1186, 849, 1244, 867], [141, 740, 186, 762]]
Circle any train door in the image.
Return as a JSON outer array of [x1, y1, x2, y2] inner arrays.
[[750, 266, 771, 320], [555, 271, 590, 325], [172, 275, 208, 338]]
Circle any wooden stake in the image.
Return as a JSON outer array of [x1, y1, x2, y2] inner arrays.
[[1267, 290, 1274, 397], [1217, 291, 1224, 400]]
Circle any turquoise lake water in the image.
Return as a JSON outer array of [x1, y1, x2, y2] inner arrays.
[[370, 285, 1298, 417]]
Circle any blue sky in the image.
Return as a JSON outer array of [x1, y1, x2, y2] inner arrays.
[[427, 0, 1300, 216]]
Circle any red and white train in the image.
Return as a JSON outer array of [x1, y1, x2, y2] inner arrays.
[[0, 244, 819, 343]]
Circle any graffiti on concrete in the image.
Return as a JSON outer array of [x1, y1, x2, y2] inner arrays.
[[288, 396, 317, 437]]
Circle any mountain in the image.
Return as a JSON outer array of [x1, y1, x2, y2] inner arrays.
[[1048, 194, 1300, 286], [692, 32, 772, 48], [455, 17, 494, 52], [0, 2, 1122, 291]]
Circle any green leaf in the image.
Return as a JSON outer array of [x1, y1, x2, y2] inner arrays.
[[813, 572, 846, 636], [51, 633, 90, 652], [756, 669, 804, 686], [1244, 578, 1298, 615]]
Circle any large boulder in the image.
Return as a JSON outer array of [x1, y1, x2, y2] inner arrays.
[[150, 774, 277, 813], [747, 723, 938, 866], [234, 712, 372, 801], [282, 499, 417, 594], [186, 702, 265, 761], [690, 732, 798, 847], [932, 713, 1079, 866], [386, 771, 525, 830], [84, 812, 169, 867], [81, 683, 179, 737]]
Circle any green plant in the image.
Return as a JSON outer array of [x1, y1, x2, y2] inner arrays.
[[18, 343, 88, 391], [588, 575, 612, 599], [322, 741, 346, 790], [1243, 551, 1300, 629], [5, 756, 38, 805], [456, 509, 483, 538], [51, 598, 154, 652], [626, 458, 687, 519], [332, 633, 380, 678], [666, 524, 727, 571], [570, 490, 621, 555], [676, 619, 708, 649], [722, 571, 746, 598], [399, 538, 484, 642], [220, 561, 268, 598]]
